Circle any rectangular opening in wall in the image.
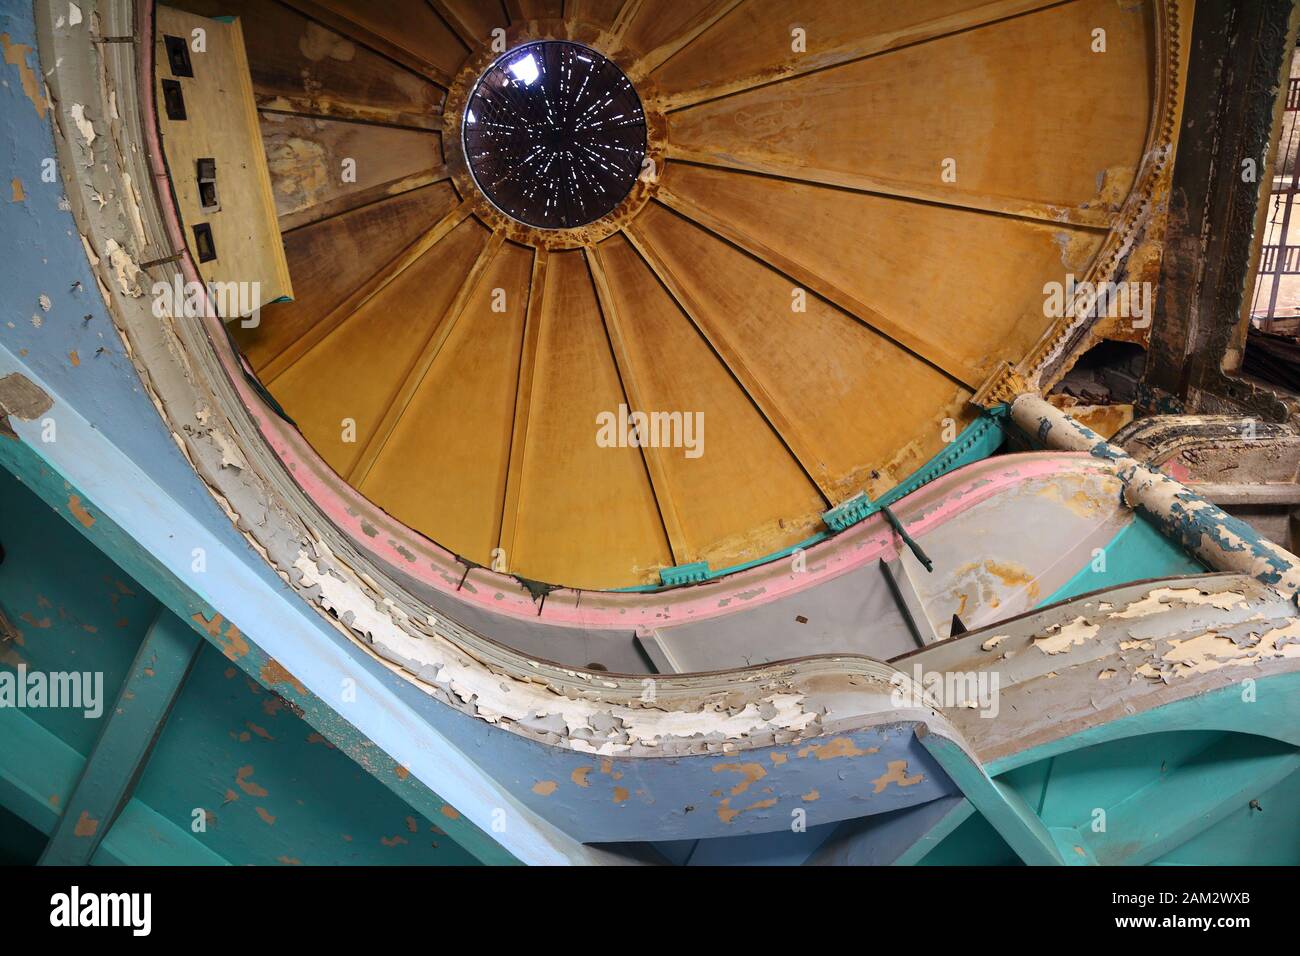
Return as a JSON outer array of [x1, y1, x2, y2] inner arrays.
[[164, 35, 194, 77], [192, 223, 217, 263], [197, 157, 218, 211], [1244, 43, 1300, 393], [161, 79, 187, 121]]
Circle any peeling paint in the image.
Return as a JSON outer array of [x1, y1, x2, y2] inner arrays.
[[1, 33, 46, 118], [67, 494, 95, 528], [1033, 616, 1101, 655], [871, 761, 924, 794]]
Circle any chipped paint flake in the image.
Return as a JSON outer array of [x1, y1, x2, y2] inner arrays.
[[1033, 615, 1100, 655], [73, 810, 98, 837], [1113, 587, 1247, 619], [67, 494, 95, 528], [69, 102, 96, 148], [871, 760, 924, 794], [711, 762, 766, 796], [292, 549, 822, 755]]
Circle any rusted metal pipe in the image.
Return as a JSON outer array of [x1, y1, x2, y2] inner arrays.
[[1010, 393, 1300, 597]]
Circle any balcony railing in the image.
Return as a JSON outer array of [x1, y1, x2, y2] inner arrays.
[[1260, 243, 1300, 275]]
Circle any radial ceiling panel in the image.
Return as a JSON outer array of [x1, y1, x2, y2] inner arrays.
[[269, 216, 490, 477], [208, 0, 1180, 590], [237, 181, 461, 371], [592, 233, 828, 568], [359, 241, 534, 566], [666, 0, 1154, 219], [503, 249, 674, 588], [174, 0, 447, 126], [628, 203, 972, 504], [659, 163, 1107, 382], [434, 0, 507, 46], [291, 0, 471, 82], [650, 0, 1053, 108], [259, 114, 445, 230], [564, 0, 627, 28]]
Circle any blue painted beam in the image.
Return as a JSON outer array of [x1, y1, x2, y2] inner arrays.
[[38, 609, 202, 865], [808, 795, 974, 866]]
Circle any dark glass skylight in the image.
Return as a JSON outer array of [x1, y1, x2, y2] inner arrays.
[[463, 42, 647, 230]]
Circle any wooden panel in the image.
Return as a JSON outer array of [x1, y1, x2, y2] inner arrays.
[[628, 0, 742, 78], [630, 203, 973, 504], [566, 0, 626, 27], [507, 250, 673, 588], [167, 0, 444, 128], [259, 113, 444, 230], [618, 0, 735, 63], [360, 242, 534, 565], [348, 234, 506, 482], [651, 0, 1057, 108], [233, 181, 458, 371], [433, 0, 507, 47], [661, 163, 1106, 382], [270, 217, 489, 476], [667, 0, 1154, 213], [594, 234, 826, 568], [507, 0, 564, 21], [155, 8, 292, 310], [285, 0, 468, 84]]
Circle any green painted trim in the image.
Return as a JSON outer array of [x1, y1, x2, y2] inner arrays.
[[822, 492, 875, 533], [659, 561, 710, 587], [38, 608, 202, 865], [877, 407, 1009, 510], [622, 411, 1008, 592]]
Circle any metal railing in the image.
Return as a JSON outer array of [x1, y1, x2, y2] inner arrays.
[[1259, 243, 1300, 275]]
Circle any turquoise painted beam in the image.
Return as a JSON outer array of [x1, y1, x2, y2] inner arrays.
[[1083, 735, 1300, 866], [916, 728, 1067, 866], [892, 798, 976, 866], [38, 609, 202, 865], [0, 704, 84, 836], [94, 802, 228, 866], [987, 671, 1300, 775], [0, 705, 228, 864], [0, 418, 518, 864]]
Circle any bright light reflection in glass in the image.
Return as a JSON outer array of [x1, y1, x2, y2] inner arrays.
[[508, 53, 540, 86]]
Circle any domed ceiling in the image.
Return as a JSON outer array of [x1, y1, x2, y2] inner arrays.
[[170, 0, 1185, 589]]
